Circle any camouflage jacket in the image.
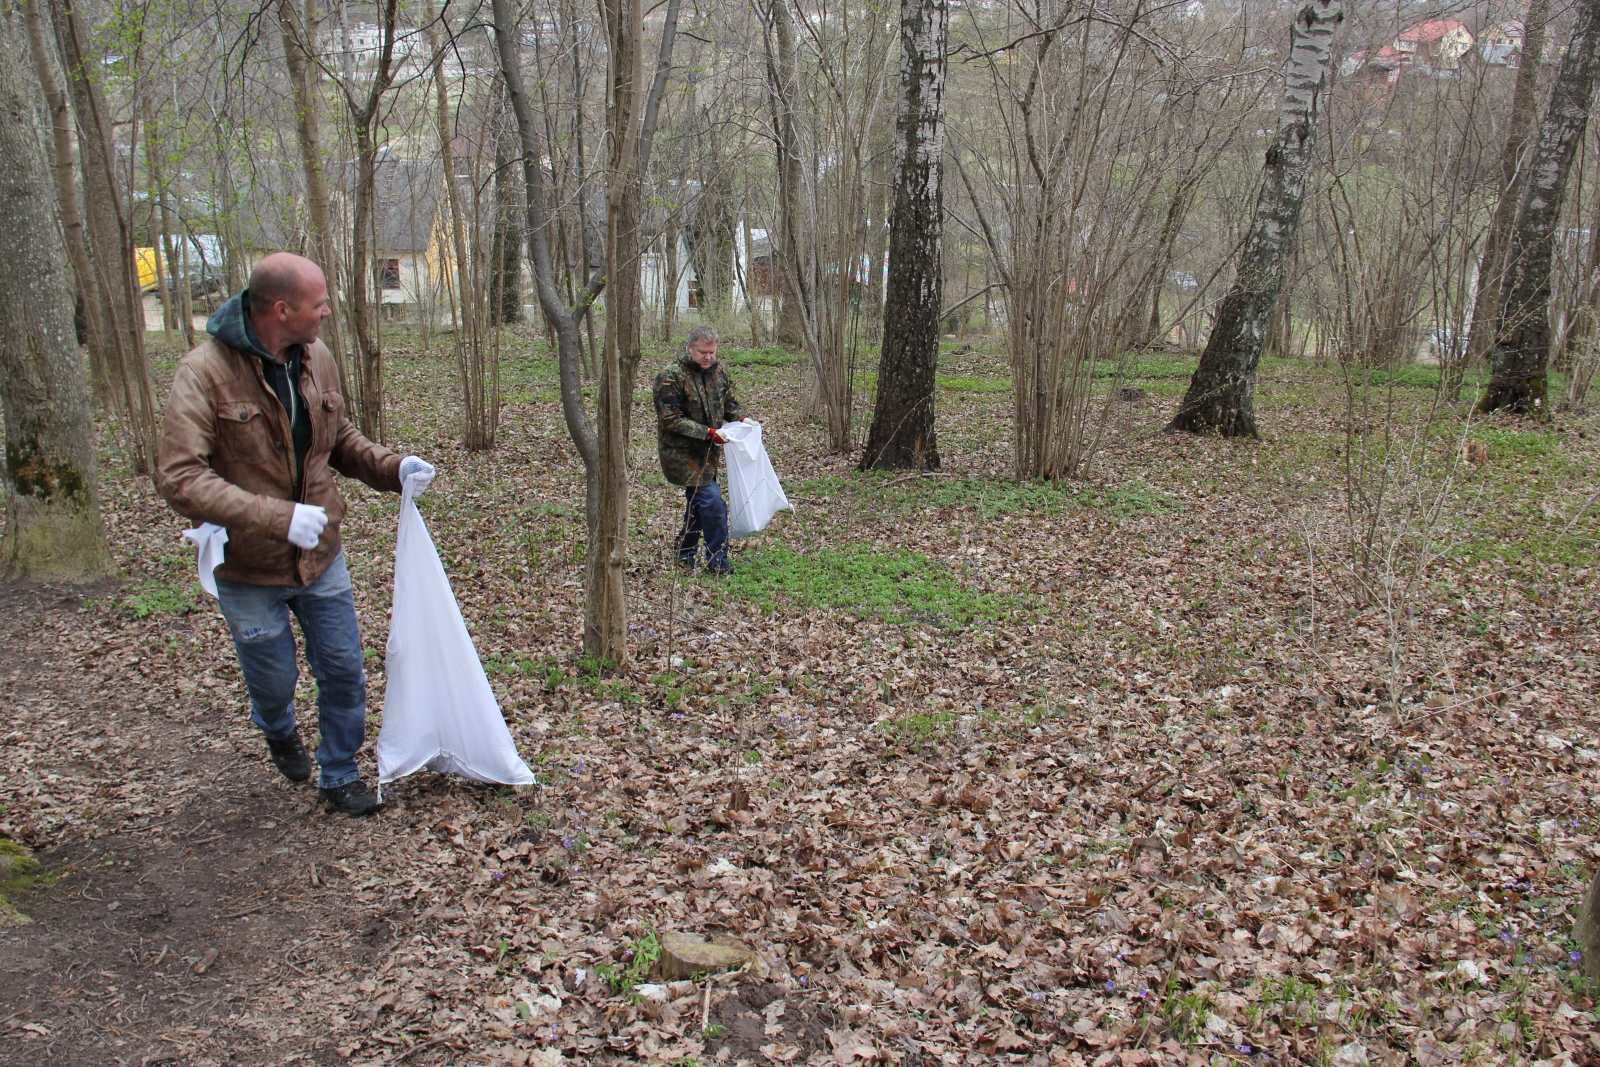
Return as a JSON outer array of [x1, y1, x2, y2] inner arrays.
[[653, 349, 744, 487]]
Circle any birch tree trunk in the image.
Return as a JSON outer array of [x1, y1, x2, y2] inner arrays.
[[0, 20, 113, 580], [1478, 0, 1600, 415], [1167, 0, 1343, 438], [860, 0, 946, 471]]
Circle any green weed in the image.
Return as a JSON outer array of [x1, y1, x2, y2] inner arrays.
[[1163, 990, 1215, 1044], [723, 545, 1016, 626], [597, 928, 663, 996], [938, 374, 1010, 393], [879, 710, 957, 750], [123, 581, 198, 618]]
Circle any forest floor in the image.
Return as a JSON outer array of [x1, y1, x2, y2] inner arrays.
[[1, 330, 1599, 1067]]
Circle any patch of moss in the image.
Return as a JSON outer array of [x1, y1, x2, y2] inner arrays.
[[0, 837, 40, 927]]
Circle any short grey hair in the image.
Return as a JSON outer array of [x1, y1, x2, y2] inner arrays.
[[686, 324, 719, 347]]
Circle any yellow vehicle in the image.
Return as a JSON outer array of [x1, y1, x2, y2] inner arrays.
[[136, 247, 169, 293], [136, 243, 225, 301]]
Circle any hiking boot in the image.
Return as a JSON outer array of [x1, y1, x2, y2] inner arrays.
[[319, 780, 382, 817], [265, 734, 312, 783]]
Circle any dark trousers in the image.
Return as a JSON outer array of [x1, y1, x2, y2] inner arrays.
[[678, 481, 729, 568]]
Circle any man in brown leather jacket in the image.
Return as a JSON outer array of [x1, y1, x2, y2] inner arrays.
[[156, 252, 434, 816]]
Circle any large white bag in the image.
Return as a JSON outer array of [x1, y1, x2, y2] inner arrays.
[[377, 473, 536, 790], [718, 420, 792, 539]]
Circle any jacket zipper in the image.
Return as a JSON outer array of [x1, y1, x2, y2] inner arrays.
[[245, 349, 307, 563]]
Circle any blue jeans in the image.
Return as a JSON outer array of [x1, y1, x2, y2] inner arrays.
[[215, 553, 366, 789], [678, 481, 729, 568]]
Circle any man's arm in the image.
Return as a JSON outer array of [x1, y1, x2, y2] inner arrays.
[[156, 361, 297, 539], [330, 414, 403, 493], [654, 372, 712, 440]]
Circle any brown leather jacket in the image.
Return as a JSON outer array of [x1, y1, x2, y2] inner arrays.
[[156, 337, 401, 586]]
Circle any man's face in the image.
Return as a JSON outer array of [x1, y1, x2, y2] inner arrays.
[[689, 339, 717, 369], [274, 275, 333, 346]]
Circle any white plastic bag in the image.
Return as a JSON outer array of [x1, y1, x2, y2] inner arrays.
[[182, 522, 229, 597], [718, 420, 792, 539], [377, 473, 536, 789]]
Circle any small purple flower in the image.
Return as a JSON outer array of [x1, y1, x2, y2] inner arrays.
[[799, 975, 807, 984], [1573, 951, 1584, 963], [1235, 1045, 1251, 1055], [491, 870, 505, 881], [1105, 981, 1116, 991]]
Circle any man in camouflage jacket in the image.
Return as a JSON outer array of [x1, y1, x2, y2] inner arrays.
[[653, 324, 744, 574]]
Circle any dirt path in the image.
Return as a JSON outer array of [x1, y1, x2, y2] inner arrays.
[[0, 581, 395, 1066]]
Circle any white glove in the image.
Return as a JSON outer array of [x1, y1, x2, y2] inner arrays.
[[287, 503, 328, 550], [400, 455, 436, 496]]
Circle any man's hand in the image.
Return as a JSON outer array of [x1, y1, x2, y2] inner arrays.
[[707, 427, 726, 445], [288, 503, 329, 549], [400, 456, 436, 495]]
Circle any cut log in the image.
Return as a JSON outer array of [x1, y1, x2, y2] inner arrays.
[[659, 930, 755, 980]]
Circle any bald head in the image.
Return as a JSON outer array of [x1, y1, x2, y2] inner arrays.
[[247, 252, 332, 359], [250, 252, 324, 308]]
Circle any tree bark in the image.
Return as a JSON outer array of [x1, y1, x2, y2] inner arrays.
[[0, 20, 114, 581], [860, 0, 946, 471], [142, 96, 177, 342], [52, 0, 159, 473], [1465, 0, 1550, 382], [426, 0, 494, 450], [21, 0, 112, 408], [769, 0, 806, 350], [490, 81, 523, 325], [279, 0, 347, 393], [337, 0, 399, 442], [588, 0, 646, 667], [494, 0, 604, 533], [1167, 0, 1342, 438], [1478, 0, 1600, 415]]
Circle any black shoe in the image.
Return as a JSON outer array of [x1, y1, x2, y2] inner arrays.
[[705, 560, 734, 577], [265, 734, 312, 783], [319, 780, 382, 817]]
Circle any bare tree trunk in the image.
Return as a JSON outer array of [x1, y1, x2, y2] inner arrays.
[[490, 81, 523, 325], [22, 0, 112, 408], [427, 1, 494, 450], [1479, 0, 1600, 415], [861, 0, 946, 471], [52, 0, 159, 473], [662, 228, 679, 341], [142, 96, 176, 342], [588, 0, 647, 667], [769, 0, 806, 350], [0, 19, 114, 580], [494, 0, 603, 529], [337, 0, 399, 441], [1168, 0, 1343, 438], [279, 0, 347, 393], [1465, 0, 1550, 384], [739, 195, 764, 346]]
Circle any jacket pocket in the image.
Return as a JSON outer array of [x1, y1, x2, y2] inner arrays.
[[314, 390, 345, 451], [215, 401, 278, 465]]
